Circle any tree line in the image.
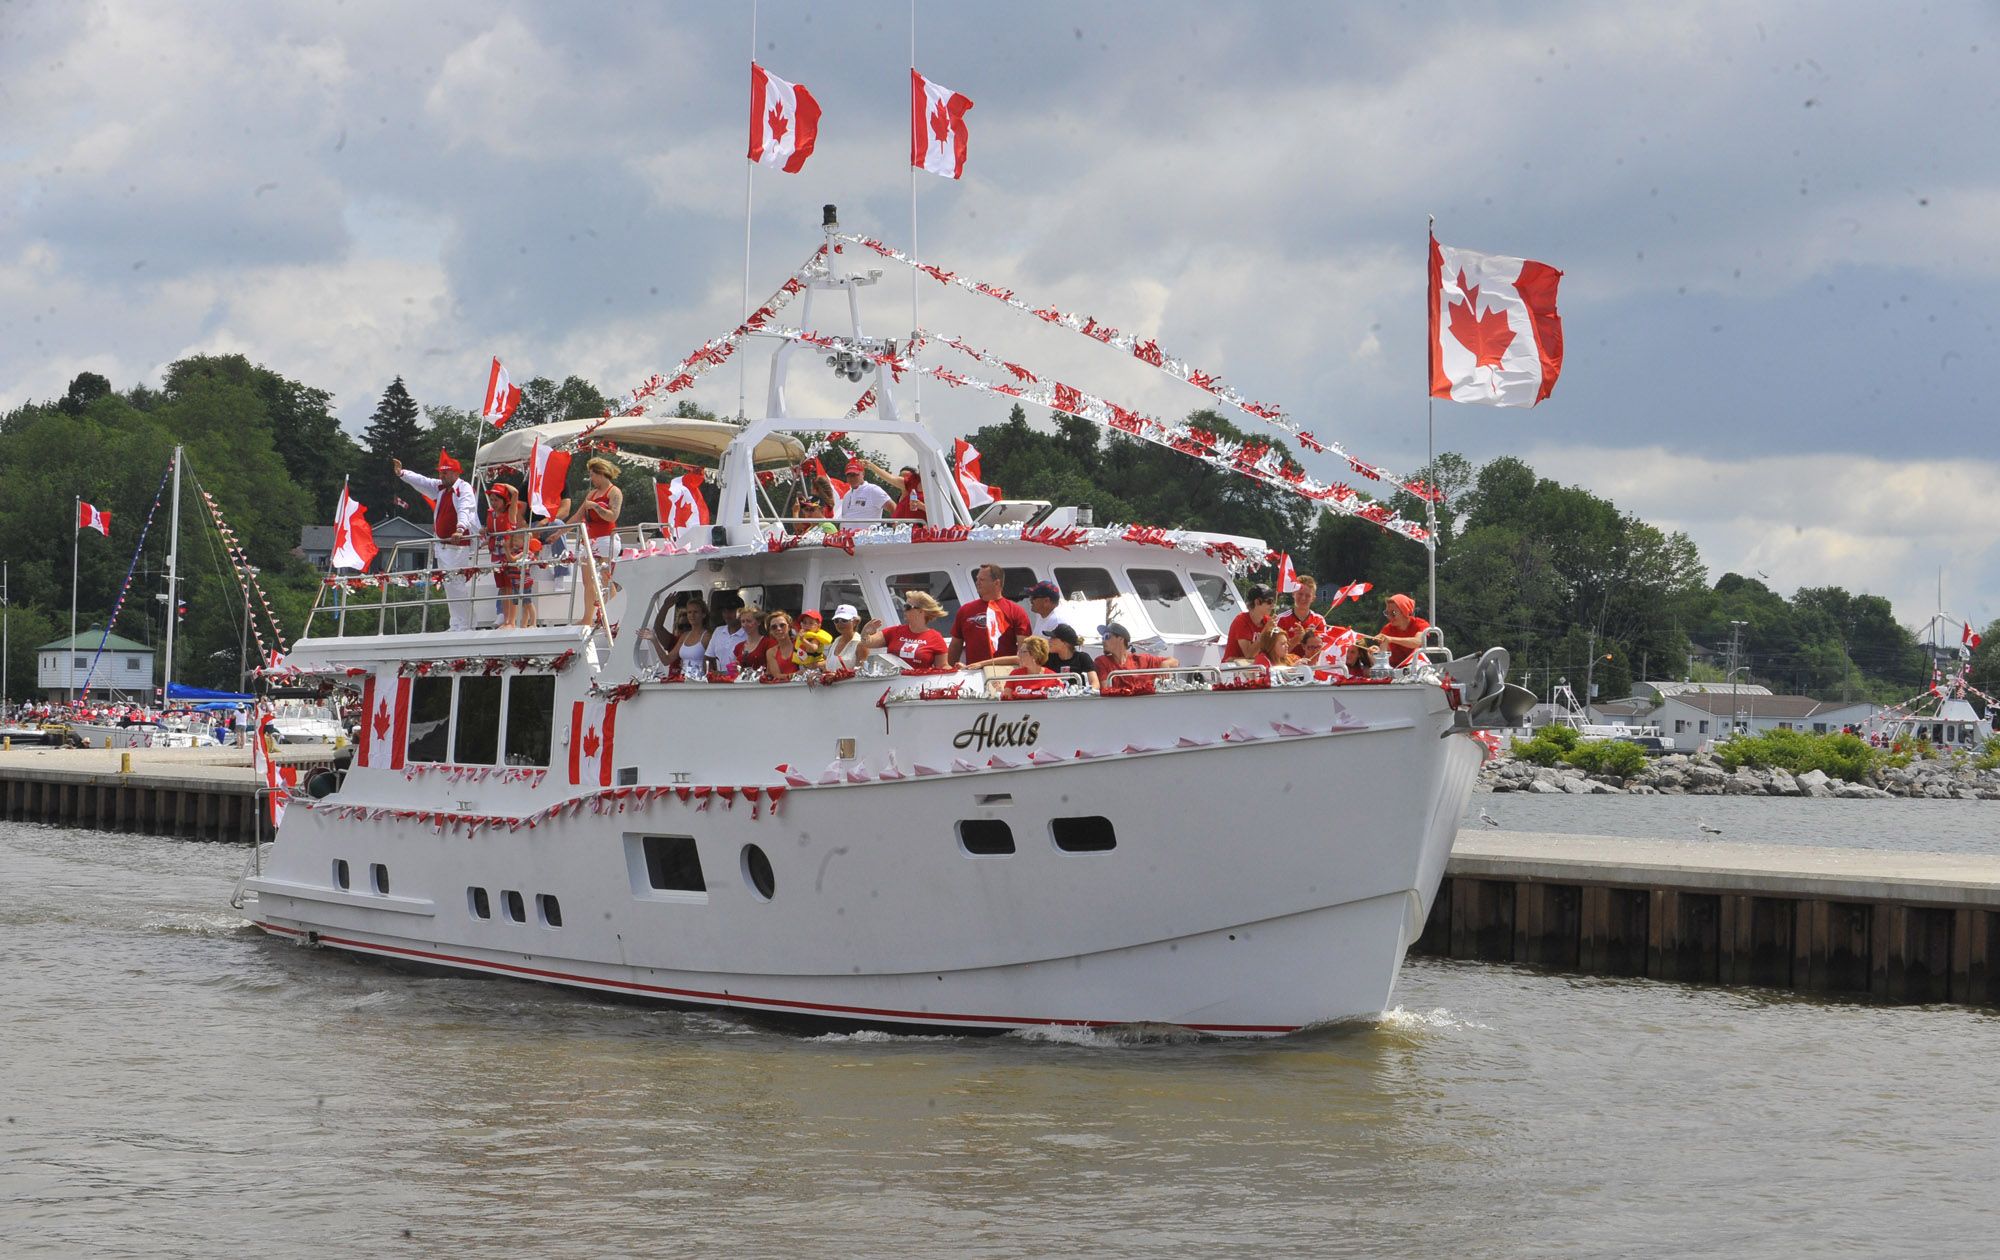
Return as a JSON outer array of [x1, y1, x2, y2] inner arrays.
[[0, 359, 1989, 708]]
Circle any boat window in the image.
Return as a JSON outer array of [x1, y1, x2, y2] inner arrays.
[[1052, 816, 1117, 853], [969, 566, 1039, 602], [468, 887, 491, 919], [453, 676, 503, 765], [371, 863, 391, 894], [333, 859, 349, 890], [503, 675, 556, 767], [741, 844, 776, 900], [1052, 567, 1118, 600], [405, 677, 453, 763], [1126, 568, 1205, 637], [818, 576, 869, 625], [503, 890, 526, 922], [1192, 572, 1240, 620], [537, 894, 563, 928], [642, 835, 706, 892], [887, 570, 961, 621], [743, 583, 805, 620], [957, 819, 1015, 856]]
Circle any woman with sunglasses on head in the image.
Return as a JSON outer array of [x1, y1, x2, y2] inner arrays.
[[671, 598, 713, 680]]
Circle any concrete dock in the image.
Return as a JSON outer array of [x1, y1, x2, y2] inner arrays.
[[0, 745, 333, 842], [1418, 832, 2000, 1007]]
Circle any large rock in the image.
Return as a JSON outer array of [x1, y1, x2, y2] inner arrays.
[[1724, 770, 1767, 796], [1584, 780, 1620, 794], [1560, 775, 1595, 794], [1796, 768, 1831, 790], [1833, 782, 1891, 800], [1526, 778, 1565, 794], [1765, 768, 1800, 796]]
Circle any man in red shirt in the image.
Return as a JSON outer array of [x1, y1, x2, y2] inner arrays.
[[947, 562, 1033, 666], [1225, 584, 1278, 662], [1094, 622, 1180, 693], [1276, 574, 1327, 654]]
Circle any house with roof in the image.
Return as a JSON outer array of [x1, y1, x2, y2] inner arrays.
[[39, 628, 154, 699], [297, 517, 435, 572], [1652, 691, 1878, 751]]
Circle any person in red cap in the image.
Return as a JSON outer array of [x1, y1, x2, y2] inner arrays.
[[1370, 593, 1431, 668], [835, 455, 895, 521], [394, 449, 483, 631], [484, 483, 531, 629]]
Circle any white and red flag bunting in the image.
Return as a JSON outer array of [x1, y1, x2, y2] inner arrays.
[[356, 674, 410, 771], [1273, 553, 1299, 595], [254, 711, 298, 829], [527, 438, 572, 521], [482, 357, 523, 427], [569, 699, 618, 788], [1429, 234, 1564, 407], [329, 483, 378, 572], [951, 438, 1001, 509], [748, 63, 821, 173], [911, 69, 973, 179], [655, 469, 711, 540], [77, 500, 111, 536], [1327, 579, 1373, 607]]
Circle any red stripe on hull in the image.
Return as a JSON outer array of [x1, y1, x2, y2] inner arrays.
[[252, 921, 1299, 1035]]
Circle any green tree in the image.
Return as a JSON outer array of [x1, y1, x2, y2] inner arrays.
[[357, 378, 427, 522]]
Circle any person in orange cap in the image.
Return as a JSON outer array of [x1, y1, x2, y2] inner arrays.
[[1369, 593, 1431, 668], [484, 482, 532, 629], [394, 448, 484, 631]]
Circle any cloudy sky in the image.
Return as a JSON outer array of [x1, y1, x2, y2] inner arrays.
[[4, 0, 1994, 630]]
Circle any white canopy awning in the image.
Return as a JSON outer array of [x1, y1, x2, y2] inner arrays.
[[477, 415, 805, 468]]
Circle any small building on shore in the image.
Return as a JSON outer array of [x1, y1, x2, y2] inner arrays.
[[38, 629, 154, 700], [297, 517, 435, 572], [1652, 691, 1878, 751]]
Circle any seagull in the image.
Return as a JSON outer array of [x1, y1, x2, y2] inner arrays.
[[1477, 809, 1500, 827], [1698, 818, 1723, 835]]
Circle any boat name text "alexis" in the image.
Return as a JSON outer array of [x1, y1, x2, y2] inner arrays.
[[952, 712, 1041, 752]]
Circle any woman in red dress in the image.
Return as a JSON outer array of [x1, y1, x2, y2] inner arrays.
[[565, 457, 623, 627]]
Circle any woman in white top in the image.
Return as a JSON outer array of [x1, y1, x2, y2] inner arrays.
[[826, 603, 866, 670], [672, 599, 713, 680]]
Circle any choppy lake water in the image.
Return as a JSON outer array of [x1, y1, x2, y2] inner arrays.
[[1464, 790, 1999, 854], [4, 818, 1997, 1258]]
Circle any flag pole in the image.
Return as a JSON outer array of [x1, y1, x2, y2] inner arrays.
[[908, 0, 922, 422], [1425, 214, 1438, 627], [738, 0, 758, 421], [69, 495, 80, 705]]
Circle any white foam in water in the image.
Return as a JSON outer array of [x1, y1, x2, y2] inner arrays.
[[808, 1028, 959, 1044], [1009, 1022, 1209, 1047], [1374, 1005, 1490, 1032]]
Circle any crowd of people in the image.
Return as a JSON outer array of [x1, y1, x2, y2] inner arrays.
[[1222, 575, 1432, 678]]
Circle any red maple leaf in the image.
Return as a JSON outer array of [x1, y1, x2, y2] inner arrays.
[[1447, 271, 1513, 368], [372, 702, 390, 741], [767, 103, 789, 143], [930, 99, 950, 143], [583, 726, 600, 759]]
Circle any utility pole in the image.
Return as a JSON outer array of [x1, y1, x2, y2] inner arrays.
[[1, 560, 9, 718], [1726, 620, 1748, 735], [1583, 627, 1599, 711]]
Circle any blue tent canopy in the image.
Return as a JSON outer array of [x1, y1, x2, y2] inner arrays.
[[166, 682, 255, 703]]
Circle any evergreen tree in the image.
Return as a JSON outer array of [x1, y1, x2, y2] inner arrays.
[[358, 378, 427, 524]]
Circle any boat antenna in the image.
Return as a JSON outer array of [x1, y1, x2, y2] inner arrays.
[[738, 0, 759, 422], [1424, 213, 1438, 626]]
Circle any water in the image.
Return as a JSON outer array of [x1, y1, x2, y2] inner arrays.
[[4, 819, 1997, 1258], [1465, 790, 2000, 855]]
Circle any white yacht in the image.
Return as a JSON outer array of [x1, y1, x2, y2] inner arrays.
[[236, 212, 1530, 1036]]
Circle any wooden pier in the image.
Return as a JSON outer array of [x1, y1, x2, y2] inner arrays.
[[1417, 832, 2000, 1008], [0, 746, 332, 843]]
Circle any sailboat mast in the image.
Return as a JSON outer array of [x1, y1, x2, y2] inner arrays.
[[161, 446, 183, 706]]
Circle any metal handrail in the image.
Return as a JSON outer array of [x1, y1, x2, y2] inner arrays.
[[305, 521, 600, 637]]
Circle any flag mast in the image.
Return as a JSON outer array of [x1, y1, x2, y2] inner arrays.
[[69, 495, 80, 705], [908, 0, 922, 422], [1424, 214, 1438, 627], [738, 0, 759, 421], [161, 446, 183, 709]]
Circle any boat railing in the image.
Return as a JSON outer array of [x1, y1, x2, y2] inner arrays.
[[304, 521, 602, 638]]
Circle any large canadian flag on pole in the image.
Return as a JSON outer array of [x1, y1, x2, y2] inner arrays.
[[911, 69, 973, 179], [952, 438, 1001, 509], [482, 357, 523, 426], [526, 438, 572, 521], [329, 482, 379, 572], [77, 500, 112, 536], [654, 470, 712, 541], [1429, 235, 1565, 407], [748, 63, 821, 173]]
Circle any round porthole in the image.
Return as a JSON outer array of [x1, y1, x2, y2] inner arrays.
[[741, 844, 776, 901]]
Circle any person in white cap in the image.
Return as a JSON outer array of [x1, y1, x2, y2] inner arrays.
[[827, 603, 866, 670]]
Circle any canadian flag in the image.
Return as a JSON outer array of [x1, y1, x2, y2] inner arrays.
[[910, 69, 973, 179], [254, 711, 298, 829], [655, 470, 711, 541], [1964, 621, 1983, 651], [77, 500, 111, 536], [1327, 579, 1373, 608], [329, 483, 379, 572], [952, 438, 1001, 509], [527, 438, 572, 521], [1273, 553, 1299, 595], [1429, 234, 1565, 407], [482, 357, 523, 427], [569, 699, 618, 787], [356, 674, 410, 771], [748, 63, 821, 173]]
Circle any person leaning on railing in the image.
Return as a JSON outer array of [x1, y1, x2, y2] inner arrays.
[[1000, 636, 1062, 700], [1365, 593, 1431, 668], [566, 457, 623, 626], [859, 591, 950, 670], [1094, 622, 1179, 695]]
